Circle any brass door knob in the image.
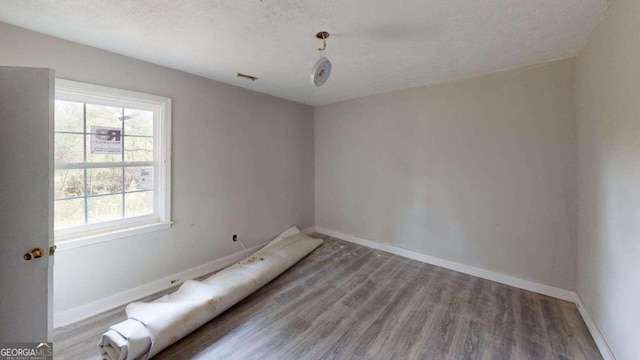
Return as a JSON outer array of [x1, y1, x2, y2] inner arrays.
[[24, 248, 44, 261]]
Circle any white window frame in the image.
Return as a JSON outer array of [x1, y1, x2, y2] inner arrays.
[[54, 79, 172, 250]]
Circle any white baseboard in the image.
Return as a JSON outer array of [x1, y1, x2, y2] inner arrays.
[[313, 226, 616, 359], [575, 296, 616, 360], [53, 242, 266, 328], [313, 226, 576, 301]]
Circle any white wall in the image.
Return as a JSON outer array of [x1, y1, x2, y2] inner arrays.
[[576, 0, 640, 358], [315, 59, 577, 290], [0, 22, 314, 315]]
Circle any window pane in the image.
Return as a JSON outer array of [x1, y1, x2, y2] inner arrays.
[[55, 169, 84, 199], [124, 109, 153, 136], [55, 100, 84, 133], [54, 80, 169, 238], [125, 191, 153, 217], [87, 167, 123, 195], [54, 198, 85, 230], [86, 104, 123, 130], [124, 136, 153, 162], [125, 167, 154, 191], [87, 195, 123, 223], [86, 134, 122, 162], [55, 133, 84, 164]]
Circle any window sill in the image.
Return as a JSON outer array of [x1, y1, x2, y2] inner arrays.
[[55, 221, 172, 252]]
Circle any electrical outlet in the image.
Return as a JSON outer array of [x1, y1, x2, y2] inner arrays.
[[232, 234, 238, 242]]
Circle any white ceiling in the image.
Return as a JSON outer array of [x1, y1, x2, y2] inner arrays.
[[0, 0, 609, 106]]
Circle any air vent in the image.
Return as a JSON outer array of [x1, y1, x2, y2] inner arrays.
[[237, 72, 258, 81]]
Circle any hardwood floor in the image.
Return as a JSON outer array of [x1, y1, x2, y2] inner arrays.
[[54, 234, 602, 359]]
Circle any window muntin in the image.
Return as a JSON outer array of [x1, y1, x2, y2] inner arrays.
[[54, 80, 171, 244]]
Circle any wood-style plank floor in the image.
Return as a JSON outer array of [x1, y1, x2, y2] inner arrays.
[[54, 234, 602, 359]]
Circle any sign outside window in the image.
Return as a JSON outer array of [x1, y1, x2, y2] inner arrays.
[[138, 168, 153, 190], [91, 126, 122, 154]]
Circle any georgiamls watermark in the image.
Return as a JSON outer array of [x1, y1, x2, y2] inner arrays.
[[0, 343, 52, 360]]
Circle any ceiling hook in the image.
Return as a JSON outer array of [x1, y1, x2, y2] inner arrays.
[[316, 31, 330, 52]]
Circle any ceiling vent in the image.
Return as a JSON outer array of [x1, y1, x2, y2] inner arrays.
[[237, 72, 258, 81]]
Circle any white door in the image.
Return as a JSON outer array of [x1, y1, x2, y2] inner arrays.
[[0, 66, 54, 342]]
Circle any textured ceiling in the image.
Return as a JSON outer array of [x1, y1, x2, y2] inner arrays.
[[0, 0, 609, 106]]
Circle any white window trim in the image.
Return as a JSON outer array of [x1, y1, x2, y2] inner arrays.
[[54, 79, 172, 251]]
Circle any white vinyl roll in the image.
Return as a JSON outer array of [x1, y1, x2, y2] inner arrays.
[[99, 228, 322, 360]]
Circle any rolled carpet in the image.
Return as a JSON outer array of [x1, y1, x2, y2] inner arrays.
[[98, 228, 322, 360]]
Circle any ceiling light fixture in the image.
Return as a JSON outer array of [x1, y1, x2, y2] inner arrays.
[[311, 31, 332, 87]]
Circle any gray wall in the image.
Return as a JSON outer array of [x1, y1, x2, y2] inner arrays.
[[576, 0, 640, 358], [5, 9, 638, 357], [315, 59, 577, 289], [0, 22, 315, 313]]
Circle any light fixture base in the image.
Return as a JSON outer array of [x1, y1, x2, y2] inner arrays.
[[315, 31, 330, 39]]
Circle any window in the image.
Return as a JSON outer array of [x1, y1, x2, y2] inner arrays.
[[54, 79, 171, 247]]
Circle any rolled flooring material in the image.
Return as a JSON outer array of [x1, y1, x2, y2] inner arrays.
[[99, 229, 322, 360]]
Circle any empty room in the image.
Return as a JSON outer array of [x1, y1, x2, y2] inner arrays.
[[0, 0, 638, 359]]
